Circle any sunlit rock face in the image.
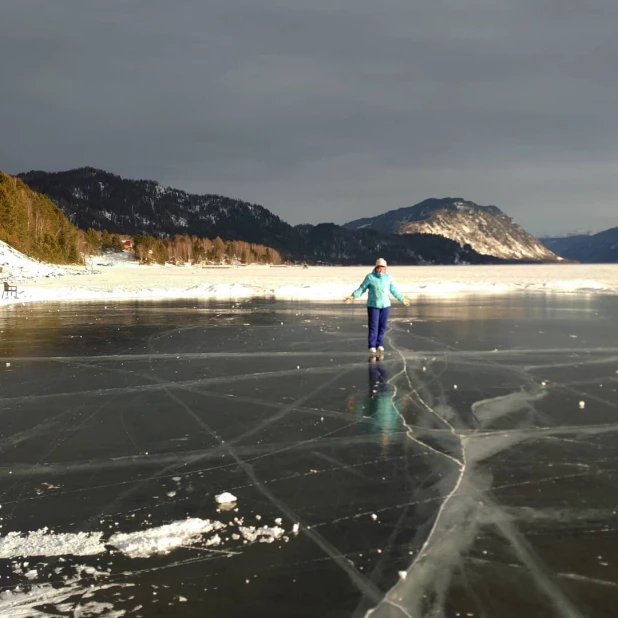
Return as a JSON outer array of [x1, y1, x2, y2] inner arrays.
[[346, 198, 559, 261]]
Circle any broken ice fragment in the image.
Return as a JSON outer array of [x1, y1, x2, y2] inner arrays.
[[215, 492, 237, 505]]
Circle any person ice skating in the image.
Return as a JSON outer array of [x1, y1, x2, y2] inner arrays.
[[345, 258, 410, 356]]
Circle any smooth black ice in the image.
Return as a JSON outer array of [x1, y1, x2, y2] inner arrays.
[[0, 295, 617, 618]]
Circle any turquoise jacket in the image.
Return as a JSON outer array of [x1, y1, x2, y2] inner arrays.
[[351, 269, 405, 308]]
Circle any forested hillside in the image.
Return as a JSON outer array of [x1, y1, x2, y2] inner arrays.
[[0, 171, 81, 264]]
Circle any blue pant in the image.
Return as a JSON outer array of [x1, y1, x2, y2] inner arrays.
[[367, 306, 390, 349]]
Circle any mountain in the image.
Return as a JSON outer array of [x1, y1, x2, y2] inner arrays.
[[0, 171, 81, 264], [18, 167, 291, 249], [540, 235, 590, 257], [345, 198, 558, 261], [18, 167, 501, 265], [541, 229, 618, 263], [292, 223, 496, 265]]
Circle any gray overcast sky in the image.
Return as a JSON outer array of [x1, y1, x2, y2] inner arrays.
[[2, 0, 617, 235]]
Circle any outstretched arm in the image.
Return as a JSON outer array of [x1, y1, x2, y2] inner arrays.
[[345, 275, 370, 303], [390, 279, 410, 306]]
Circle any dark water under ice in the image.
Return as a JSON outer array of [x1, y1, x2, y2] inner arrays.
[[0, 295, 617, 617]]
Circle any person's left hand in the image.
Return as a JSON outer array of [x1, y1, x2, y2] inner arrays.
[[403, 299, 410, 306]]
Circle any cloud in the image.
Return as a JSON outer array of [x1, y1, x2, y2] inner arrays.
[[1, 0, 616, 233]]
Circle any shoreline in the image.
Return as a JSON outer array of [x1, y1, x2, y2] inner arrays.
[[2, 263, 618, 306]]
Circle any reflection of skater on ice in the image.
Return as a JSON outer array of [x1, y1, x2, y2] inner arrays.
[[368, 360, 389, 397], [346, 361, 399, 453], [345, 258, 409, 357]]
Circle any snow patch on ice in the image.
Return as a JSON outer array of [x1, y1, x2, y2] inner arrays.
[[108, 518, 226, 558], [0, 572, 128, 618], [0, 529, 105, 558], [238, 525, 285, 544], [0, 516, 295, 559]]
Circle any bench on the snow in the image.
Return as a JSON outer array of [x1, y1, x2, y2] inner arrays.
[[2, 282, 17, 299]]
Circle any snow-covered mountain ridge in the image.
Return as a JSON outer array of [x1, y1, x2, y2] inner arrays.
[[345, 198, 559, 261]]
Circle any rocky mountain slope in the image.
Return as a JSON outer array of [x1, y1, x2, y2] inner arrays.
[[542, 229, 618, 263], [292, 223, 496, 265], [345, 198, 558, 261], [18, 168, 502, 265]]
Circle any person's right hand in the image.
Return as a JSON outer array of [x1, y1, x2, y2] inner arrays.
[[344, 296, 353, 303]]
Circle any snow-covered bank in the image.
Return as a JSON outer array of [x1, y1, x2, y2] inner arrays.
[[2, 263, 618, 305], [0, 239, 83, 280], [2, 242, 618, 304]]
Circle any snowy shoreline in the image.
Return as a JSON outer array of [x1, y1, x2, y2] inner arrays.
[[2, 262, 618, 306], [2, 239, 618, 305]]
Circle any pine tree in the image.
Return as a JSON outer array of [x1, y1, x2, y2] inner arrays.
[[85, 228, 101, 255], [110, 235, 124, 252], [213, 236, 226, 263], [100, 229, 113, 250], [192, 240, 206, 264]]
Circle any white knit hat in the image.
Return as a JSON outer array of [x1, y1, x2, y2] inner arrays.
[[375, 258, 387, 267]]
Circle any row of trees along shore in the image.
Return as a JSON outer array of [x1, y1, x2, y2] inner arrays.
[[82, 229, 283, 265], [132, 234, 283, 265]]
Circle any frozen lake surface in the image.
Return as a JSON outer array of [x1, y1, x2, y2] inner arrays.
[[0, 296, 617, 617]]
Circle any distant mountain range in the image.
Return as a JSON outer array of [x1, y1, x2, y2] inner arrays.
[[541, 229, 618, 263], [345, 198, 558, 262], [17, 168, 503, 265]]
